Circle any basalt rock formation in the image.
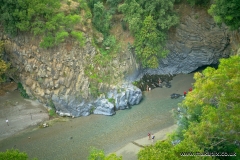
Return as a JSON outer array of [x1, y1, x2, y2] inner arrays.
[[0, 27, 141, 117], [133, 8, 231, 79], [0, 6, 235, 117]]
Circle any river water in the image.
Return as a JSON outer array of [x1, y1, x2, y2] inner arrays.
[[0, 74, 194, 160]]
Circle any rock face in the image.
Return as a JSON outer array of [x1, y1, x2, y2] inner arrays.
[[52, 83, 142, 116], [136, 11, 231, 77], [0, 7, 235, 117], [0, 27, 140, 117]]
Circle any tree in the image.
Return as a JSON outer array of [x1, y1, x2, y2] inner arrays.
[[181, 56, 240, 154], [137, 56, 240, 159], [0, 149, 31, 160], [187, 0, 210, 6], [118, 0, 178, 68], [0, 0, 85, 48], [93, 2, 112, 36], [88, 148, 122, 160], [134, 16, 167, 68], [0, 41, 10, 83], [208, 0, 240, 30]]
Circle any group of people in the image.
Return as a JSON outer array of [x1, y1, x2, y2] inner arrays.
[[183, 88, 192, 97], [146, 85, 151, 91], [146, 78, 163, 91], [148, 133, 155, 142]]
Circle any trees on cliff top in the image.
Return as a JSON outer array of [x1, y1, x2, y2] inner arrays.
[[138, 55, 240, 159], [0, 0, 86, 48], [0, 41, 9, 83], [118, 0, 178, 68], [208, 0, 240, 30]]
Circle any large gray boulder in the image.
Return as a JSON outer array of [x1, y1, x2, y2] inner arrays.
[[108, 83, 142, 110], [93, 98, 115, 116], [52, 83, 142, 117], [52, 95, 91, 117]]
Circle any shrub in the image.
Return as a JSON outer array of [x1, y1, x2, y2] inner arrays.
[[93, 2, 112, 36], [17, 83, 29, 99], [102, 35, 116, 48], [71, 31, 86, 46], [0, 149, 29, 160]]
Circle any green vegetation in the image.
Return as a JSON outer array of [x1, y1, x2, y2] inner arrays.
[[92, 2, 112, 36], [208, 0, 240, 30], [48, 100, 57, 117], [88, 147, 122, 160], [118, 0, 179, 68], [17, 82, 29, 99], [0, 149, 37, 160], [85, 53, 113, 98], [138, 56, 240, 159], [0, 41, 10, 83], [0, 0, 86, 48], [187, 0, 210, 6]]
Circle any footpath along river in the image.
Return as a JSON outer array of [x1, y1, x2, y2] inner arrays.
[[0, 73, 195, 160]]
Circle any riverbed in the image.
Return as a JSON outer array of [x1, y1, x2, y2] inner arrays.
[[0, 73, 195, 160]]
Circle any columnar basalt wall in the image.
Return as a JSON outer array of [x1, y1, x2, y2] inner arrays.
[[138, 11, 231, 77], [0, 29, 141, 117], [0, 8, 235, 117]]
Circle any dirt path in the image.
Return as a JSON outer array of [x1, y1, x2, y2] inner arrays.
[[0, 83, 49, 141]]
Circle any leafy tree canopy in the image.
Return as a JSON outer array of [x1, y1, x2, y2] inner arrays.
[[119, 0, 178, 68], [88, 147, 122, 160], [138, 56, 240, 159], [0, 0, 87, 48], [208, 0, 240, 30], [0, 41, 10, 83], [0, 149, 37, 160]]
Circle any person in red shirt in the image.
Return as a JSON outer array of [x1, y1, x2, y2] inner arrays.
[[189, 88, 192, 92], [184, 91, 187, 97]]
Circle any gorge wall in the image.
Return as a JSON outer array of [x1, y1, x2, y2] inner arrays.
[[0, 5, 234, 117], [132, 6, 231, 79]]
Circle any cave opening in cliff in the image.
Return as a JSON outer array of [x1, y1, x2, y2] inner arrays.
[[191, 63, 219, 73]]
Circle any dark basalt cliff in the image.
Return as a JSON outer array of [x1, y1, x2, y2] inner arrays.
[[0, 6, 235, 117], [133, 10, 231, 79]]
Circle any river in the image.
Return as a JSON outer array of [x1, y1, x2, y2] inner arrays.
[[0, 73, 195, 160]]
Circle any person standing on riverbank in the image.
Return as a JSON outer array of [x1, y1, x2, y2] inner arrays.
[[183, 91, 187, 97], [158, 78, 162, 86], [148, 133, 151, 140], [151, 134, 155, 142], [146, 85, 149, 91]]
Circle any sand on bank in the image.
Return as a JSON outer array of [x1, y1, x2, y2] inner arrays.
[[0, 83, 49, 141]]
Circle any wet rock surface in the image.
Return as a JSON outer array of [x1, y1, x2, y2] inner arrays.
[[52, 83, 142, 117], [133, 74, 174, 91]]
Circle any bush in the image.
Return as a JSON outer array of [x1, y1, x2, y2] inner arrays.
[[88, 147, 122, 160], [17, 83, 29, 99], [187, 0, 210, 6], [0, 149, 31, 160], [71, 31, 86, 46], [93, 2, 112, 36], [0, 0, 87, 48], [118, 0, 178, 68], [208, 0, 240, 30], [102, 35, 116, 48]]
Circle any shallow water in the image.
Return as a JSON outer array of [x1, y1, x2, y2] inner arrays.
[[0, 74, 194, 160], [0, 96, 182, 160]]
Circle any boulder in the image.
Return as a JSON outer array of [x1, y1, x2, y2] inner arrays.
[[93, 98, 115, 116]]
